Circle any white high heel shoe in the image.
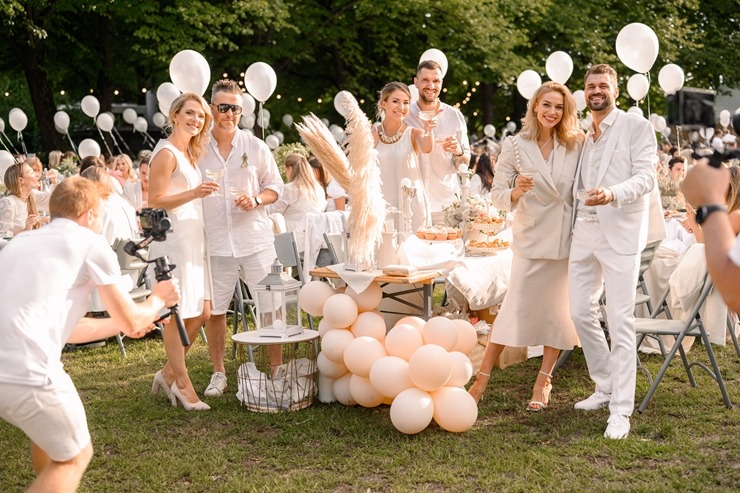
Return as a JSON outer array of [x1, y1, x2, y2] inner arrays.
[[151, 371, 171, 398], [169, 383, 210, 411]]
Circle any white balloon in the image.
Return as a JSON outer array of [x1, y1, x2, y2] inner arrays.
[[627, 74, 650, 101], [616, 23, 659, 74], [658, 64, 685, 95], [719, 109, 731, 128], [169, 50, 211, 95], [273, 130, 284, 144], [572, 90, 587, 112], [265, 134, 279, 150], [409, 85, 419, 105], [156, 82, 181, 114], [321, 117, 330, 127], [0, 150, 15, 184], [419, 48, 449, 78], [257, 108, 271, 128], [241, 93, 256, 116], [80, 95, 100, 118], [133, 116, 148, 133], [334, 90, 353, 118], [545, 51, 573, 84], [483, 124, 495, 138], [78, 138, 101, 159], [663, 127, 671, 137], [654, 116, 667, 133], [53, 111, 70, 132], [702, 127, 714, 141], [506, 121, 517, 134], [122, 108, 138, 125], [152, 112, 167, 128], [96, 113, 114, 132], [0, 117, 4, 133], [244, 62, 277, 103], [8, 108, 28, 132], [331, 126, 345, 143], [282, 114, 293, 127], [736, 107, 740, 115], [516, 70, 542, 100], [241, 113, 255, 130], [627, 106, 644, 117]]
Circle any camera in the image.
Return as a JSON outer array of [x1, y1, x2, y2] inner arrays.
[[138, 208, 171, 241]]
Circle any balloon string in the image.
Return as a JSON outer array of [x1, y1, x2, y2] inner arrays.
[[2, 132, 20, 154], [107, 129, 123, 154], [645, 72, 652, 118], [113, 127, 132, 154], [0, 132, 12, 153], [259, 101, 265, 140], [66, 132, 78, 153], [17, 132, 28, 156], [96, 127, 113, 156]]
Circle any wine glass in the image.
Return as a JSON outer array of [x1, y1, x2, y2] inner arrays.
[[230, 186, 246, 212], [205, 168, 224, 196]]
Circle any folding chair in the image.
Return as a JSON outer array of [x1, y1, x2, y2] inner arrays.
[[230, 277, 258, 358], [323, 232, 346, 264], [727, 312, 740, 360], [274, 232, 315, 330], [634, 273, 732, 412]]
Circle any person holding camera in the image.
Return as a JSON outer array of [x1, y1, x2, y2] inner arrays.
[[199, 79, 283, 397], [148, 92, 219, 411], [0, 177, 180, 493]]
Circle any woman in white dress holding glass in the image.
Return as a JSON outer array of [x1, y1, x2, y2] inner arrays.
[[148, 92, 219, 411], [373, 81, 434, 232], [469, 82, 583, 411]]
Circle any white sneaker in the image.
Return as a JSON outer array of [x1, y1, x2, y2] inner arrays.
[[574, 391, 611, 411], [204, 372, 227, 397], [604, 414, 630, 440]]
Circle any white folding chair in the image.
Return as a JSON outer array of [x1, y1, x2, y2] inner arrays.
[[634, 273, 733, 412], [274, 232, 315, 330], [323, 232, 346, 265]]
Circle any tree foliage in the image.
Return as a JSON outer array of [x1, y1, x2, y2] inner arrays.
[[0, 0, 737, 154]]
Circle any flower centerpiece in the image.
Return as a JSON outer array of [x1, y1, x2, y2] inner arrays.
[[442, 194, 504, 229], [57, 156, 79, 177]]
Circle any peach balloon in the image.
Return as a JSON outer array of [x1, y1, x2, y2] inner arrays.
[[345, 282, 383, 312], [390, 388, 434, 434], [431, 387, 478, 432], [446, 351, 474, 387], [318, 317, 341, 338], [368, 356, 414, 398], [451, 319, 478, 355], [422, 316, 458, 351], [299, 280, 336, 316], [350, 311, 387, 342], [320, 328, 355, 363], [349, 375, 385, 408], [384, 323, 424, 361], [332, 373, 357, 406], [343, 336, 387, 377], [322, 294, 359, 328], [408, 344, 452, 391], [317, 351, 349, 379], [317, 373, 336, 403], [395, 316, 425, 333]]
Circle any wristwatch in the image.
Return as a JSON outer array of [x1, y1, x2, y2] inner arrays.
[[254, 196, 263, 206], [695, 204, 726, 225]]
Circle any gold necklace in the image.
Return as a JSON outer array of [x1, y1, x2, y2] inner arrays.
[[378, 123, 405, 145]]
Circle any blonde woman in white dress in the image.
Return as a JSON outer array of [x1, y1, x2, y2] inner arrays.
[[148, 92, 218, 411], [373, 81, 434, 231], [469, 82, 583, 411]]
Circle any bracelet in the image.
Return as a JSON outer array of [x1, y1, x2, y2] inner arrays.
[[477, 370, 490, 377], [454, 152, 464, 157]]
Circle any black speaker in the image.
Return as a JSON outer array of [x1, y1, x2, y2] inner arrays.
[[666, 88, 716, 127]]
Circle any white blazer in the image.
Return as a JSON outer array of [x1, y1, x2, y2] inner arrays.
[[574, 109, 658, 255], [491, 134, 580, 260]]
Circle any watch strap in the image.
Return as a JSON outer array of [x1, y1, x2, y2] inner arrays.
[[696, 204, 727, 224]]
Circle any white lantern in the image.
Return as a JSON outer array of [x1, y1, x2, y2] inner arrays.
[[253, 259, 304, 338]]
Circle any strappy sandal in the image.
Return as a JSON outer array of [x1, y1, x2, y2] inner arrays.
[[527, 371, 552, 412]]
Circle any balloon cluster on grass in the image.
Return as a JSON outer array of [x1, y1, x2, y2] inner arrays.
[[299, 280, 479, 434]]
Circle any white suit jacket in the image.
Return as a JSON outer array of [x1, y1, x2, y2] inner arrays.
[[574, 109, 657, 255], [491, 135, 580, 260]]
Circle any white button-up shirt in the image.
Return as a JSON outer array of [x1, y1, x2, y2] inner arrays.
[[199, 130, 283, 257], [577, 107, 618, 216]]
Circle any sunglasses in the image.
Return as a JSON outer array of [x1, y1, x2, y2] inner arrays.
[[213, 103, 243, 115]]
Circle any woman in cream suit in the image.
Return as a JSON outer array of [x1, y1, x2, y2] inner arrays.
[[469, 81, 583, 411]]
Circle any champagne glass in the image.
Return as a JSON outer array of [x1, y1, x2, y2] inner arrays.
[[517, 165, 537, 196], [418, 111, 437, 135], [230, 186, 246, 212], [205, 168, 224, 196]]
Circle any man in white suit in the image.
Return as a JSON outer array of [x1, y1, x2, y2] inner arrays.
[[568, 64, 657, 439]]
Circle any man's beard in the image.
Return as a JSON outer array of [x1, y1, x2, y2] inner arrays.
[[587, 94, 612, 112]]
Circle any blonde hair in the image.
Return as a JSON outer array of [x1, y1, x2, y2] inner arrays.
[[727, 166, 740, 214], [166, 92, 212, 164], [285, 153, 321, 203], [116, 154, 136, 181], [4, 162, 39, 227], [80, 167, 113, 199], [49, 176, 102, 220], [520, 81, 581, 151], [48, 150, 62, 168]]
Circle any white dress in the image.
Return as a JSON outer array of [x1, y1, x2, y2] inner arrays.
[[0, 191, 51, 235], [375, 127, 430, 231], [148, 140, 211, 319]]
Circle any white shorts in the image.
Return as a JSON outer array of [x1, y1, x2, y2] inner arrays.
[[0, 372, 90, 462], [210, 246, 277, 315]]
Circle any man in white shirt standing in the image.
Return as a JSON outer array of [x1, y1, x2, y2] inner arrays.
[[199, 79, 283, 397], [406, 60, 470, 224], [568, 64, 657, 440], [0, 177, 179, 493]]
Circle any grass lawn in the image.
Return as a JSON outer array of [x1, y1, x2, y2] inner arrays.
[[1, 332, 738, 492]]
